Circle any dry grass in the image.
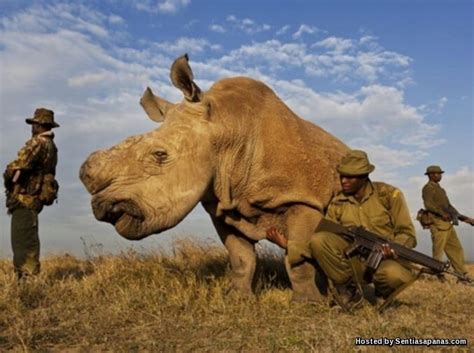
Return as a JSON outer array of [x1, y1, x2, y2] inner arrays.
[[0, 239, 473, 352]]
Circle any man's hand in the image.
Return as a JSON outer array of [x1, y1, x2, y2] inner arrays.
[[380, 243, 398, 260], [266, 227, 288, 249], [463, 217, 474, 226], [442, 214, 452, 222]]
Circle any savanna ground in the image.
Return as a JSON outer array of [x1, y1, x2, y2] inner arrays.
[[0, 239, 473, 352]]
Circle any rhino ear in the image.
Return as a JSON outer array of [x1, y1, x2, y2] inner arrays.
[[170, 54, 202, 102], [140, 87, 173, 123]]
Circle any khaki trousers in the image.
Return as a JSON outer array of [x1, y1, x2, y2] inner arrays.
[[430, 221, 466, 274], [11, 207, 40, 277], [310, 231, 414, 298]]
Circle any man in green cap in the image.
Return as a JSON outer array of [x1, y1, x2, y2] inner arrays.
[[3, 108, 60, 279], [267, 150, 416, 309], [422, 165, 473, 283]]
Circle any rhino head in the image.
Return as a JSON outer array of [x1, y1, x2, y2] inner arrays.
[[80, 55, 216, 239]]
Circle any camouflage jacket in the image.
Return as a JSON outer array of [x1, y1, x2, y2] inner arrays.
[[4, 131, 58, 212]]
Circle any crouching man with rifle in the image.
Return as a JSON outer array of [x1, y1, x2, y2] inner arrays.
[[313, 218, 472, 311], [267, 150, 470, 312]]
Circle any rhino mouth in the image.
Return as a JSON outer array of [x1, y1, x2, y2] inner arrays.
[[92, 198, 146, 238]]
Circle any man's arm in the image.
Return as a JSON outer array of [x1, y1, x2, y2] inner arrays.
[[389, 188, 417, 248], [455, 211, 474, 226], [4, 137, 44, 192], [6, 137, 43, 172], [446, 203, 474, 226]]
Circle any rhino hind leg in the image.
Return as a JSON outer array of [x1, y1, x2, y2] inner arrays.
[[211, 216, 256, 296], [285, 205, 326, 303], [225, 234, 257, 296], [285, 258, 325, 303]]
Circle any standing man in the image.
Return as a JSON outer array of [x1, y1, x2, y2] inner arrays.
[[422, 165, 473, 283], [267, 150, 417, 309], [3, 108, 59, 279]]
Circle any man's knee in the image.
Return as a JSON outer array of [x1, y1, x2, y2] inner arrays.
[[309, 232, 352, 284], [374, 260, 413, 290], [309, 231, 341, 257]]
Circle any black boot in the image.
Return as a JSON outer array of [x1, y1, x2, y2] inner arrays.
[[333, 281, 363, 312]]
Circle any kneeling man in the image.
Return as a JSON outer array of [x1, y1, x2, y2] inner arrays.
[[267, 150, 416, 308]]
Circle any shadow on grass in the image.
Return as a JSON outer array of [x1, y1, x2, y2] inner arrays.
[[254, 254, 291, 292]]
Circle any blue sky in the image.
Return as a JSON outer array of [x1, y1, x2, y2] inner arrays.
[[0, 0, 472, 259]]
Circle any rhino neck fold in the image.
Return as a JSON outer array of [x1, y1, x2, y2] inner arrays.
[[213, 132, 259, 217]]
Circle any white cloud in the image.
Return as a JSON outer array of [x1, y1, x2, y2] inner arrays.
[[357, 144, 428, 180], [1, 3, 113, 39], [276, 25, 290, 36], [314, 36, 353, 53], [359, 35, 377, 45], [437, 96, 448, 112], [226, 15, 271, 34], [153, 37, 221, 54], [108, 14, 124, 25], [237, 80, 442, 170], [209, 24, 226, 33], [134, 0, 191, 14], [292, 24, 320, 39], [415, 96, 450, 120], [208, 35, 412, 84]]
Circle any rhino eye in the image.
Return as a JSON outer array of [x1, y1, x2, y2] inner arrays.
[[152, 150, 168, 164]]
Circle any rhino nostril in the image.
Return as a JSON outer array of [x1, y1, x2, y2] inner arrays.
[[107, 206, 124, 224]]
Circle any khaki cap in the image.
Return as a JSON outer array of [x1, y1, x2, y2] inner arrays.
[[26, 108, 60, 128], [337, 149, 375, 176], [425, 165, 444, 175]]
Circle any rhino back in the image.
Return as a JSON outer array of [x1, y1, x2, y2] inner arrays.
[[206, 77, 348, 214]]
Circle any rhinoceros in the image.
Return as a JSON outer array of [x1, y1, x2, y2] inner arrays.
[[80, 54, 348, 302]]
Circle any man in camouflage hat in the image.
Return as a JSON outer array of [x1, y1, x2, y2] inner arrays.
[[3, 108, 59, 279], [267, 150, 416, 309], [422, 165, 473, 283]]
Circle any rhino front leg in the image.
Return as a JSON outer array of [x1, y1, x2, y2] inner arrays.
[[285, 205, 325, 303], [211, 215, 256, 296]]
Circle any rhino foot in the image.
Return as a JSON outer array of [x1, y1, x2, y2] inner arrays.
[[224, 285, 255, 302]]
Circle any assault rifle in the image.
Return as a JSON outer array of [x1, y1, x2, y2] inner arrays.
[[317, 218, 472, 283], [443, 206, 474, 226]]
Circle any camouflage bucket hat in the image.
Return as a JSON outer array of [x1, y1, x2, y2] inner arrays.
[[425, 165, 444, 175], [337, 150, 375, 176], [26, 108, 60, 128]]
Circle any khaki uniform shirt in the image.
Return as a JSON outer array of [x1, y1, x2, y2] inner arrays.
[[422, 180, 456, 230], [287, 181, 417, 265], [326, 181, 417, 248], [422, 181, 456, 218], [4, 131, 58, 211]]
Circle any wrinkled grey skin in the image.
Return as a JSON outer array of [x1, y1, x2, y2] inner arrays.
[[80, 54, 348, 300]]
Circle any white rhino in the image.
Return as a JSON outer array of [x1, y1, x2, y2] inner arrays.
[[80, 54, 348, 301]]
